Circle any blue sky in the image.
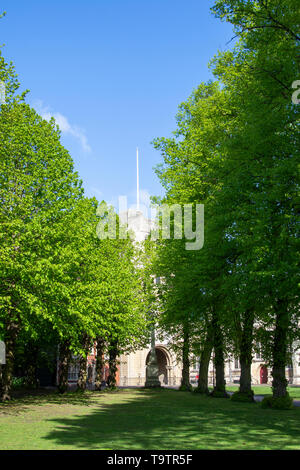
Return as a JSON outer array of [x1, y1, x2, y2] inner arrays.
[[0, 0, 234, 210]]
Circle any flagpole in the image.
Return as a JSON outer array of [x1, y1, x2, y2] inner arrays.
[[136, 147, 140, 211]]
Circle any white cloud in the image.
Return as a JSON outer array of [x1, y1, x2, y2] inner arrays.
[[33, 100, 91, 153]]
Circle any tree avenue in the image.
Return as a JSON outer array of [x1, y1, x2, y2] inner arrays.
[[151, 0, 299, 408], [0, 1, 299, 411]]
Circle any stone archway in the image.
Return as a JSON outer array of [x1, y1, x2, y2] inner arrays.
[[146, 347, 169, 385]]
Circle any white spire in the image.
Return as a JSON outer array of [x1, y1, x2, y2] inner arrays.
[[136, 147, 140, 211]]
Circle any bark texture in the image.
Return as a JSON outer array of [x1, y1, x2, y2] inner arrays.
[[180, 323, 192, 390], [107, 340, 119, 389], [77, 335, 90, 391], [196, 326, 213, 394], [272, 299, 289, 398], [57, 340, 71, 394], [24, 342, 39, 389], [211, 311, 228, 397], [239, 309, 255, 397], [94, 337, 106, 390]]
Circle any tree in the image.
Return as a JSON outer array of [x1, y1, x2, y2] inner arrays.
[[152, 0, 299, 406], [0, 99, 83, 400], [211, 0, 299, 402]]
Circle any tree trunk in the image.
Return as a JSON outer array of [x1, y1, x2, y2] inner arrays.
[[180, 323, 191, 390], [24, 342, 39, 389], [196, 327, 213, 394], [211, 311, 227, 397], [107, 340, 118, 389], [77, 335, 90, 391], [272, 299, 289, 398], [57, 340, 71, 394], [0, 320, 19, 401], [94, 337, 105, 391], [239, 309, 255, 398]]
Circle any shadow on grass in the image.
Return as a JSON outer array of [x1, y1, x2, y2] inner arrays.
[[42, 388, 300, 450], [0, 388, 98, 415]]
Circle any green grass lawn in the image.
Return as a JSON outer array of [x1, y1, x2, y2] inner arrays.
[[0, 388, 300, 450], [226, 385, 300, 399]]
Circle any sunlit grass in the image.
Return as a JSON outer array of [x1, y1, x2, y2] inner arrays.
[[0, 388, 299, 450], [226, 385, 300, 399]]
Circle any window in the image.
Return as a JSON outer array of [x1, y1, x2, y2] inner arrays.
[[68, 362, 80, 382], [234, 358, 240, 369]]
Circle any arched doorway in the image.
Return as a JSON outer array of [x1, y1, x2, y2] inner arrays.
[[260, 365, 268, 384], [146, 348, 169, 385]]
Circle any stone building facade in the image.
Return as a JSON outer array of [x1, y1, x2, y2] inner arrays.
[[117, 345, 300, 388]]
